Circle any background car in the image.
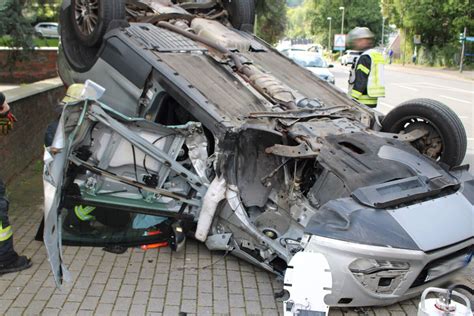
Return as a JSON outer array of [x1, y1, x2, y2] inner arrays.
[[34, 22, 59, 38], [288, 51, 335, 84], [341, 49, 361, 65]]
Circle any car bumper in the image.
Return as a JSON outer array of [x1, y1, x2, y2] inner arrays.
[[302, 235, 473, 307]]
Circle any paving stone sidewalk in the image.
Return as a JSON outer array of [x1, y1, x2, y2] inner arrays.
[[0, 164, 472, 315]]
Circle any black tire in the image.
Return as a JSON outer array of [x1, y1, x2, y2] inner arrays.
[[60, 1, 126, 72], [70, 0, 126, 47], [223, 0, 256, 32], [381, 98, 467, 167]]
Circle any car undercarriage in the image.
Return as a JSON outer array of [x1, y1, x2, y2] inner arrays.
[[43, 0, 474, 313]]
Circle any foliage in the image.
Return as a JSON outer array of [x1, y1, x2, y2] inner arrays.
[[0, 0, 34, 51], [382, 0, 473, 66], [286, 0, 385, 49], [20, 0, 61, 23], [256, 0, 288, 44]]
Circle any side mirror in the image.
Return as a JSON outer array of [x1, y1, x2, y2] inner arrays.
[[328, 64, 334, 68]]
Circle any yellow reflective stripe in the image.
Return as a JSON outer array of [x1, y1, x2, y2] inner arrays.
[[0, 224, 13, 242], [351, 90, 362, 98], [357, 94, 378, 106], [357, 64, 370, 75], [74, 205, 96, 221]]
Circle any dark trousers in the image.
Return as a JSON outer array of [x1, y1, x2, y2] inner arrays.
[[0, 179, 17, 265]]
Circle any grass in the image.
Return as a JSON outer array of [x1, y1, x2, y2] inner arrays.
[[0, 35, 59, 48]]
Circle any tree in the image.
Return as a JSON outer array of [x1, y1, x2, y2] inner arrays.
[[382, 0, 473, 65], [305, 0, 384, 49], [256, 0, 288, 44], [0, 0, 34, 50]]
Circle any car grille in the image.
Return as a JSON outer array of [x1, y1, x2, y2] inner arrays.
[[410, 245, 473, 288]]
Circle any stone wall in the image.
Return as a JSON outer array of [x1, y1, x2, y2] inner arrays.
[[0, 78, 64, 183], [0, 48, 58, 84]]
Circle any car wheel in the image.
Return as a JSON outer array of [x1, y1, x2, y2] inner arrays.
[[35, 31, 44, 39], [381, 98, 467, 167], [60, 0, 125, 72], [222, 0, 255, 32], [71, 0, 125, 47]]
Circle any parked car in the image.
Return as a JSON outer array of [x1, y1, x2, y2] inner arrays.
[[34, 22, 59, 38], [341, 50, 362, 65], [288, 51, 335, 84], [44, 0, 473, 314]]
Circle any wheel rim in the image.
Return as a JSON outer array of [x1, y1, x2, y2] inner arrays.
[[392, 116, 445, 161], [74, 0, 99, 36]]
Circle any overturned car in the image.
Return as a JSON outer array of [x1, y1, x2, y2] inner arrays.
[[43, 0, 474, 312]]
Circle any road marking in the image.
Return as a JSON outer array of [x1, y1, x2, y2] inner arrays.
[[414, 82, 474, 94], [439, 95, 472, 104], [397, 85, 419, 91], [379, 101, 394, 109]]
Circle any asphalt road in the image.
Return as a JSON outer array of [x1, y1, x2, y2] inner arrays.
[[330, 63, 474, 170]]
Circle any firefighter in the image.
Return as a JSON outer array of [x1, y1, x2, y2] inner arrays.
[[0, 92, 32, 275], [347, 27, 386, 108]]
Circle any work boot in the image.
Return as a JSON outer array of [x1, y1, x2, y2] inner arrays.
[[0, 255, 32, 275]]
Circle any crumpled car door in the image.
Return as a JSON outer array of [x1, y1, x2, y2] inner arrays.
[[43, 103, 85, 285]]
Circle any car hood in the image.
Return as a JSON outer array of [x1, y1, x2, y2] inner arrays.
[[305, 188, 474, 252]]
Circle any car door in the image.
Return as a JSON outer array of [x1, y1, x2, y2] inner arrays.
[[44, 98, 207, 285]]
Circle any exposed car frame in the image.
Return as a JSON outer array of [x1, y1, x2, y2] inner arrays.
[[44, 0, 474, 313]]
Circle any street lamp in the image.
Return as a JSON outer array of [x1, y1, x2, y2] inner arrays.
[[339, 6, 345, 34], [327, 17, 332, 52], [381, 16, 386, 46]]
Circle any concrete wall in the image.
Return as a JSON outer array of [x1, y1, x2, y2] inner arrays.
[[0, 48, 58, 84], [0, 78, 64, 183]]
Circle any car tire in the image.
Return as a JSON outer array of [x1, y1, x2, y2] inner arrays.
[[60, 1, 126, 72], [222, 0, 255, 32], [70, 0, 126, 47], [35, 31, 44, 39], [381, 98, 467, 167]]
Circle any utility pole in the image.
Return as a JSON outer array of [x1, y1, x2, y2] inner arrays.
[[381, 17, 386, 47], [339, 6, 345, 34], [327, 17, 332, 52], [460, 26, 467, 73]]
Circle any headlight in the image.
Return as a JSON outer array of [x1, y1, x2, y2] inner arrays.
[[349, 259, 410, 294]]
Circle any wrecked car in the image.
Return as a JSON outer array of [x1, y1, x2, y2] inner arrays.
[[43, 0, 474, 313]]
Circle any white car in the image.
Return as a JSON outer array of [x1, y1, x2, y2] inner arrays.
[[288, 51, 335, 84], [341, 50, 361, 66], [34, 22, 59, 38]]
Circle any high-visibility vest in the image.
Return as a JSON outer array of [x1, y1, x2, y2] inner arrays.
[[0, 222, 13, 242], [349, 49, 386, 106], [365, 49, 386, 97]]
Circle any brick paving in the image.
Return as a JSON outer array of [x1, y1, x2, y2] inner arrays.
[[0, 164, 472, 315]]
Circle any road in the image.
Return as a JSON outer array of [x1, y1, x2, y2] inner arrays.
[[331, 63, 474, 169]]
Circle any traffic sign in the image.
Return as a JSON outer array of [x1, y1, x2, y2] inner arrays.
[[334, 34, 346, 50]]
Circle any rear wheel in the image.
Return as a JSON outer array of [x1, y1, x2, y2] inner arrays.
[[222, 0, 256, 32], [60, 0, 125, 72], [71, 0, 125, 47], [381, 98, 467, 167]]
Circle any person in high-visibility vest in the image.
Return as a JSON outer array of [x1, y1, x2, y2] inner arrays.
[[0, 92, 32, 275], [347, 27, 386, 108]]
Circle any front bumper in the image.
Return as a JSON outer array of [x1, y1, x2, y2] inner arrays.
[[302, 235, 473, 307]]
